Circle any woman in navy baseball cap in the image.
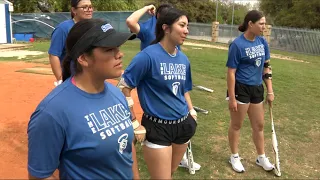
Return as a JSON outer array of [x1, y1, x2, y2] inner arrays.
[[28, 19, 138, 179]]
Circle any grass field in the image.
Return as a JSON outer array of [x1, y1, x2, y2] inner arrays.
[[3, 39, 319, 179]]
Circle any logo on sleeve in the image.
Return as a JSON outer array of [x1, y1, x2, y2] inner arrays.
[[118, 133, 128, 154]]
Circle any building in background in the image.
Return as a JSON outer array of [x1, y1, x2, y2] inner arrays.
[[0, 0, 14, 43]]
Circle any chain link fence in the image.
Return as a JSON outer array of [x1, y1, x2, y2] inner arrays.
[[188, 23, 320, 55], [11, 12, 145, 38], [11, 12, 320, 55]]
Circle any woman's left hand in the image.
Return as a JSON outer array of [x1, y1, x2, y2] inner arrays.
[[266, 93, 275, 107], [191, 115, 197, 121]]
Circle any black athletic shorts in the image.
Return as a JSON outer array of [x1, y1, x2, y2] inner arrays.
[[227, 81, 264, 104], [141, 113, 197, 146]]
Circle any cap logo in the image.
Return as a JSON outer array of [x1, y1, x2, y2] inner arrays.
[[101, 23, 113, 32]]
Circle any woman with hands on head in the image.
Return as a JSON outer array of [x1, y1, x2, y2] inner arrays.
[[121, 8, 198, 179]]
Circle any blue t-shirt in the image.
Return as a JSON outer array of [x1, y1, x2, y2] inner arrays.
[[48, 19, 75, 63], [28, 78, 134, 179], [138, 16, 156, 50], [123, 43, 192, 120], [226, 34, 270, 85]]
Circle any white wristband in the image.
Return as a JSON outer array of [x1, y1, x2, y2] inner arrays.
[[267, 92, 274, 95], [54, 80, 62, 87], [126, 97, 134, 108], [190, 109, 197, 116], [132, 119, 140, 129]]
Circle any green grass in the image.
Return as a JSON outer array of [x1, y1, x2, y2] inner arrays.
[[5, 40, 320, 179]]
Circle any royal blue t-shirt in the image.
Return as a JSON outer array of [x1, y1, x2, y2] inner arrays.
[[48, 19, 75, 63], [226, 34, 270, 85], [28, 78, 134, 179], [123, 43, 192, 120], [138, 16, 156, 50]]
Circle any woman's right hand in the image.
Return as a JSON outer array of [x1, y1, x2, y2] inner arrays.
[[145, 5, 156, 16], [229, 98, 238, 112], [134, 125, 146, 143]]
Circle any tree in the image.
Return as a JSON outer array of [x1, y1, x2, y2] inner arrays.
[[153, 0, 249, 24], [9, 0, 140, 13], [260, 0, 320, 29]]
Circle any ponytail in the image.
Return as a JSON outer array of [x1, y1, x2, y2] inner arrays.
[[62, 55, 72, 82], [238, 23, 247, 32], [150, 31, 164, 45]]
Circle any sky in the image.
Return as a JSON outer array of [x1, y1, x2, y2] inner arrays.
[[219, 0, 260, 6], [234, 0, 259, 5]]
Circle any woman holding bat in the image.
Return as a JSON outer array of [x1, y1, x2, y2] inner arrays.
[[226, 10, 274, 173]]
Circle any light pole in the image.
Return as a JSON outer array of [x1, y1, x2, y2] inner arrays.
[[230, 0, 235, 43], [215, 0, 219, 22]]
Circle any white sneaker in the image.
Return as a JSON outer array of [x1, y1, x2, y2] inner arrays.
[[229, 155, 245, 173], [256, 156, 274, 171], [179, 159, 201, 171]]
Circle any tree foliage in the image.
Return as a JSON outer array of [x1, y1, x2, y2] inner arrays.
[[260, 0, 320, 29], [9, 0, 141, 13], [153, 0, 249, 24]]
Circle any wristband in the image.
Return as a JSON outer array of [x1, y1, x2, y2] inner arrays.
[[190, 109, 197, 116], [267, 92, 274, 95], [126, 97, 134, 108], [132, 119, 140, 129]]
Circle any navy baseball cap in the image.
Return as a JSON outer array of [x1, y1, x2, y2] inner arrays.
[[70, 20, 136, 60]]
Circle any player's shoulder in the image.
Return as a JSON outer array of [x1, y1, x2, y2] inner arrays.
[[233, 34, 245, 44], [106, 82, 122, 95], [229, 35, 245, 50], [256, 35, 268, 44], [36, 79, 74, 110], [55, 19, 74, 31], [105, 82, 126, 102]]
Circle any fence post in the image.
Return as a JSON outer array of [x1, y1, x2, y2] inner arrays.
[[263, 25, 272, 44], [211, 21, 219, 42]]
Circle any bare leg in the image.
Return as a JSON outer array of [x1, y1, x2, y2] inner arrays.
[[142, 145, 172, 179], [171, 143, 188, 176], [228, 104, 250, 154], [248, 103, 265, 155]]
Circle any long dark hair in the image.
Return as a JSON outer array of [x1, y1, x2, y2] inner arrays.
[[155, 3, 173, 19], [62, 19, 101, 81], [151, 8, 188, 45], [238, 10, 264, 32], [70, 0, 81, 18]]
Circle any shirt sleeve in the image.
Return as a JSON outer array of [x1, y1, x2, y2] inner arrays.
[[137, 22, 146, 41], [262, 37, 271, 61], [226, 43, 241, 69], [48, 27, 67, 57], [184, 61, 193, 92], [27, 109, 65, 178], [122, 52, 151, 88]]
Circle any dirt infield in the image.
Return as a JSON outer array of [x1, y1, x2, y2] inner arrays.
[[0, 61, 142, 178]]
